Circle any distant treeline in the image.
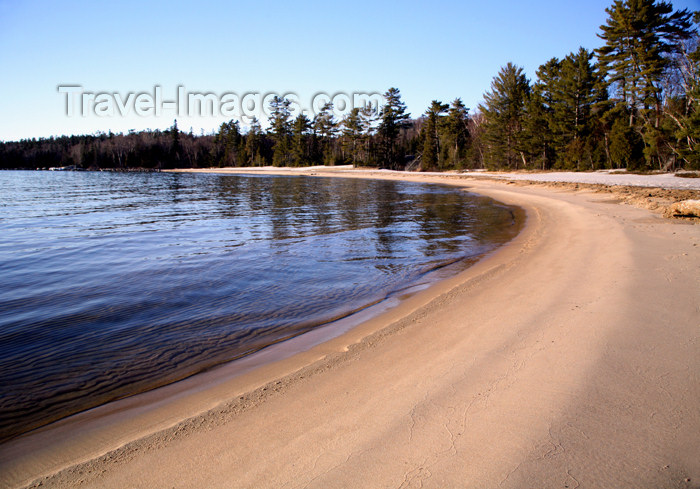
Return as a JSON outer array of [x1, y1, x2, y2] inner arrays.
[[1, 0, 698, 172]]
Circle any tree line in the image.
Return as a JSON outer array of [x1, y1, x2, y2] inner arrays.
[[479, 2, 699, 171], [1, 0, 698, 172]]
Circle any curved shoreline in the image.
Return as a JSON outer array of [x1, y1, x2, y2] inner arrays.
[[0, 172, 526, 488], [0, 171, 525, 487], [2, 170, 699, 488], [0, 171, 520, 443]]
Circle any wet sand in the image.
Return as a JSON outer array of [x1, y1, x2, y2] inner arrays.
[[2, 170, 699, 488]]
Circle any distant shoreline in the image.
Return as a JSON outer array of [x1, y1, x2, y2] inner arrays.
[[167, 166, 700, 217], [166, 165, 700, 189]]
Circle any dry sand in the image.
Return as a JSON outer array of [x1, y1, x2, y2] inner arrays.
[[1, 170, 699, 489], [474, 169, 700, 190]]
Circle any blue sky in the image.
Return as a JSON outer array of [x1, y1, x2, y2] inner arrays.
[[0, 0, 698, 141]]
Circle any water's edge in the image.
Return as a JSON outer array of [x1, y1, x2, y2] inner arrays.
[[0, 172, 523, 444]]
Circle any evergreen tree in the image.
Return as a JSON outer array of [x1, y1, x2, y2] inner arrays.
[[245, 117, 264, 166], [378, 87, 411, 169], [597, 0, 694, 129], [313, 102, 338, 165], [589, 57, 616, 169], [421, 100, 448, 170], [521, 58, 560, 169], [554, 48, 601, 169], [523, 52, 610, 170], [479, 63, 530, 169], [169, 119, 181, 167], [523, 87, 554, 170], [268, 96, 292, 167], [444, 98, 471, 168], [291, 114, 312, 167], [360, 105, 378, 166], [212, 120, 242, 167], [609, 112, 646, 168], [672, 12, 700, 168], [341, 108, 364, 167]]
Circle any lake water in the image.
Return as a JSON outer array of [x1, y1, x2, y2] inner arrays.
[[0, 171, 519, 442]]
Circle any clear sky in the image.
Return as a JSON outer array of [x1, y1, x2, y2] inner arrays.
[[0, 0, 697, 141]]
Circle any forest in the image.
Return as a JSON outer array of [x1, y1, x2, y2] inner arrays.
[[1, 0, 698, 172]]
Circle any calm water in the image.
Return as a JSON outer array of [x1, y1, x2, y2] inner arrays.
[[0, 171, 519, 441]]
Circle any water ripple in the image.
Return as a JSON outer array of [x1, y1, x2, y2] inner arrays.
[[0, 171, 518, 441]]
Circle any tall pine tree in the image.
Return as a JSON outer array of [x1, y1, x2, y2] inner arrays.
[[268, 96, 292, 167], [421, 100, 448, 170], [597, 0, 693, 129], [291, 114, 312, 167], [444, 98, 470, 169], [313, 102, 338, 165], [669, 11, 700, 168], [341, 108, 364, 167], [554, 48, 601, 169], [378, 87, 411, 170], [479, 63, 530, 169], [245, 117, 265, 167]]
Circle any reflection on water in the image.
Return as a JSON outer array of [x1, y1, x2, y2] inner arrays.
[[0, 171, 518, 442]]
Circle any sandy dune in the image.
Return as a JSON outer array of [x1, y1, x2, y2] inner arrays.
[[2, 173, 698, 489]]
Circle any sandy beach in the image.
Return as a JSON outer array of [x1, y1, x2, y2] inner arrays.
[[2, 170, 699, 489]]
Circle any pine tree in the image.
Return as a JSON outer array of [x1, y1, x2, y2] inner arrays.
[[291, 114, 312, 167], [554, 48, 600, 169], [479, 63, 530, 169], [523, 87, 554, 170], [597, 0, 694, 129], [359, 105, 378, 166], [313, 102, 338, 165], [378, 87, 411, 169], [672, 12, 700, 168], [521, 58, 560, 169], [224, 120, 241, 166], [268, 96, 292, 167], [444, 98, 471, 168], [523, 51, 610, 170], [341, 108, 363, 167], [211, 120, 242, 167], [169, 119, 180, 168], [421, 100, 448, 170], [245, 117, 264, 167], [609, 112, 646, 168]]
